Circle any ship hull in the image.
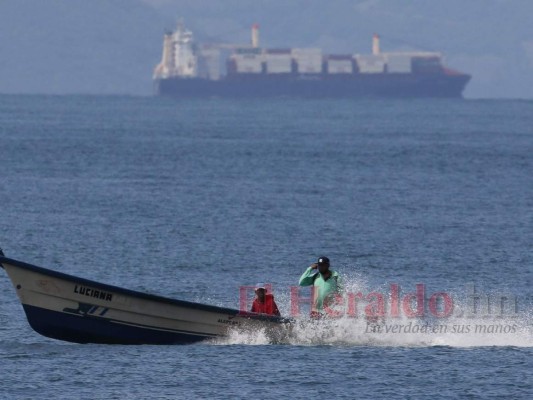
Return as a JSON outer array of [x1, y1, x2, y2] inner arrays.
[[155, 73, 470, 98]]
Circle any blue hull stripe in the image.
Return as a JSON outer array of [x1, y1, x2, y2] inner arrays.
[[23, 305, 217, 345]]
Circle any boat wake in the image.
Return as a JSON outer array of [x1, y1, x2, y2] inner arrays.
[[211, 312, 532, 347], [210, 310, 532, 347], [211, 275, 532, 347]]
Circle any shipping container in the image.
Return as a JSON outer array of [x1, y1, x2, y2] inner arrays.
[[296, 58, 322, 73], [411, 56, 443, 74], [327, 58, 353, 74], [198, 48, 221, 80], [386, 54, 412, 73], [266, 48, 292, 54], [292, 48, 322, 57], [236, 47, 262, 55], [356, 55, 386, 73], [292, 48, 322, 73], [233, 54, 263, 73], [265, 54, 293, 74]]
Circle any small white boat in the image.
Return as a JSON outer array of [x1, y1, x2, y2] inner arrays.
[[0, 251, 289, 344]]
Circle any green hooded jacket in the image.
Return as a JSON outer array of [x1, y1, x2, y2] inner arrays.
[[298, 267, 342, 312]]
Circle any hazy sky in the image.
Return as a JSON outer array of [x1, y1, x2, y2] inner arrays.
[[1, 0, 532, 98]]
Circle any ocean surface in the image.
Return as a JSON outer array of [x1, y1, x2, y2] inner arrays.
[[0, 94, 531, 399]]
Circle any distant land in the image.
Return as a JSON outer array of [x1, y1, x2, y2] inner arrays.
[[0, 0, 532, 98]]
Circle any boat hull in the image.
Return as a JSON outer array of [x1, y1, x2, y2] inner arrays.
[[1, 256, 286, 344], [155, 72, 471, 98]]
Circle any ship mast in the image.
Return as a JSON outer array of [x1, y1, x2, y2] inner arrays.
[[372, 33, 380, 55], [251, 24, 260, 48]]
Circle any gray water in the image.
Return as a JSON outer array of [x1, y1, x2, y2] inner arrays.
[[0, 95, 531, 399]]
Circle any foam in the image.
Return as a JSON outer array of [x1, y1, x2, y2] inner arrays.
[[211, 312, 531, 347], [212, 275, 532, 347]]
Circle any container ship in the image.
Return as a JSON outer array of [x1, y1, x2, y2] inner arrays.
[[153, 22, 471, 98]]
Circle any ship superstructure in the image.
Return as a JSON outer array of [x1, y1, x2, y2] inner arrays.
[[153, 22, 197, 79]]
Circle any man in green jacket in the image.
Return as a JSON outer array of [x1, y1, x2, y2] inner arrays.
[[298, 256, 342, 317]]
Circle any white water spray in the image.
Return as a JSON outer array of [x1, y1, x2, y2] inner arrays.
[[212, 274, 532, 347]]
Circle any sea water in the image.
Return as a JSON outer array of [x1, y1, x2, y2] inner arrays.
[[0, 95, 531, 399]]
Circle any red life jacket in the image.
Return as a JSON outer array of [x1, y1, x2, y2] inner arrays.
[[251, 294, 280, 316]]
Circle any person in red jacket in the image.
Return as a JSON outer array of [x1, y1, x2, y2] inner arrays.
[[250, 284, 281, 316]]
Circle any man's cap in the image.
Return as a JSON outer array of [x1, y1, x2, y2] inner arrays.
[[255, 283, 266, 291], [317, 256, 330, 266]]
